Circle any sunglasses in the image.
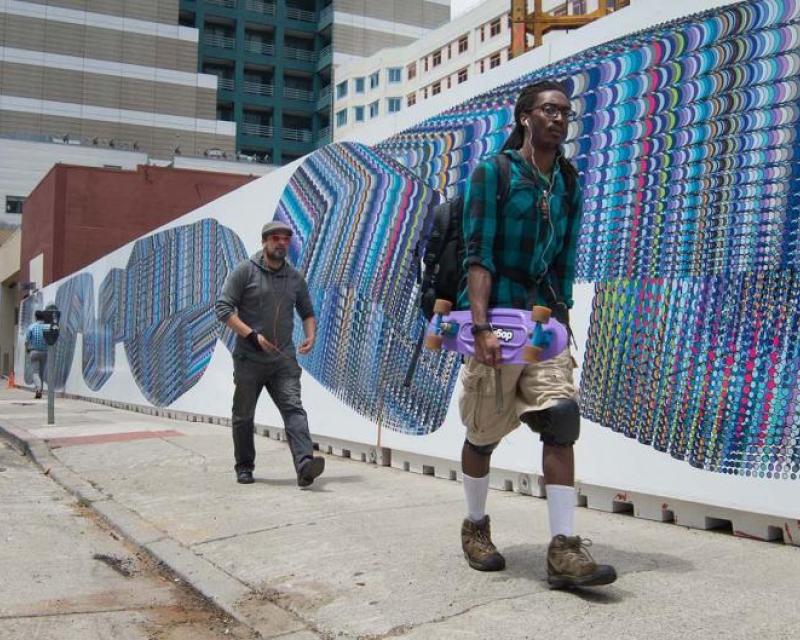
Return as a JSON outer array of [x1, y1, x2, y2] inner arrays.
[[265, 233, 292, 243]]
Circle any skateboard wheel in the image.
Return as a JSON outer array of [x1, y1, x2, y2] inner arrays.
[[424, 334, 444, 351], [523, 345, 544, 362], [531, 306, 551, 324], [433, 299, 453, 315]]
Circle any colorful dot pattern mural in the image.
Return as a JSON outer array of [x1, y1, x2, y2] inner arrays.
[[21, 0, 800, 476], [23, 219, 247, 406]]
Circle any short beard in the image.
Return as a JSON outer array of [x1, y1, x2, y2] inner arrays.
[[265, 247, 286, 263]]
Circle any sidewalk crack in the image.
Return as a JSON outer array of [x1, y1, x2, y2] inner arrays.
[[191, 498, 465, 548]]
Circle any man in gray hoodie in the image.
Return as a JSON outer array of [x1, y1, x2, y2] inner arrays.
[[215, 221, 325, 487]]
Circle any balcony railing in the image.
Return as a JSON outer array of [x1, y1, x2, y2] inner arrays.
[[318, 44, 332, 62], [244, 81, 274, 96], [245, 0, 276, 15], [207, 0, 237, 7], [204, 33, 236, 49], [282, 127, 313, 142], [285, 46, 317, 62], [217, 77, 234, 91], [284, 86, 314, 101], [286, 5, 316, 22], [317, 86, 331, 110], [241, 123, 274, 137], [318, 126, 331, 141], [244, 39, 274, 55]]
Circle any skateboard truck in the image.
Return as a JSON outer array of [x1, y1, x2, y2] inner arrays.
[[424, 299, 459, 351], [523, 306, 553, 363]]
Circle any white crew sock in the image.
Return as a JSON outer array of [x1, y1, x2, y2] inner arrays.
[[463, 473, 490, 523], [546, 484, 576, 537]]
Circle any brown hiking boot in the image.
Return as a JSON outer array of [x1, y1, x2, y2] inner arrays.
[[547, 535, 617, 588], [461, 515, 506, 571]]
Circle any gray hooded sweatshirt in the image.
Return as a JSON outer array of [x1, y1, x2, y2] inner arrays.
[[215, 252, 315, 364]]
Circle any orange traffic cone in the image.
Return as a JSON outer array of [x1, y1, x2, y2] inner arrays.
[[6, 372, 16, 389]]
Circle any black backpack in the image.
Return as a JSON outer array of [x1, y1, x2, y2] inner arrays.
[[418, 153, 577, 320]]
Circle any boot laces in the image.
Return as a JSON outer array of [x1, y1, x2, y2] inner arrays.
[[563, 537, 595, 565], [474, 524, 496, 551]]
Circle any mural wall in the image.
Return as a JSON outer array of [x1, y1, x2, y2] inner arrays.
[[18, 0, 800, 517]]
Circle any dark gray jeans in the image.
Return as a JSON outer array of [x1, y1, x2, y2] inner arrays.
[[231, 354, 314, 473]]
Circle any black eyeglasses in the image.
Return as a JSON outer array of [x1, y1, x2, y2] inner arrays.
[[533, 103, 577, 121]]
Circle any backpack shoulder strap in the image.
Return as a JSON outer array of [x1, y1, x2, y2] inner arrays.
[[488, 153, 512, 209], [557, 155, 578, 217]]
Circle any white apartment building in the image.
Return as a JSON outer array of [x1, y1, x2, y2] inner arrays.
[[332, 0, 626, 140]]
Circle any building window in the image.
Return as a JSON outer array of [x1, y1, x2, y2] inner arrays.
[[479, 59, 485, 74], [573, 0, 587, 13], [446, 76, 451, 89], [370, 71, 380, 89], [355, 77, 365, 93], [432, 49, 442, 67], [490, 52, 501, 68], [446, 43, 451, 59], [5, 195, 24, 214], [355, 105, 365, 122], [490, 18, 501, 37], [336, 108, 347, 126], [480, 25, 485, 42], [424, 57, 429, 72], [407, 92, 416, 107], [407, 62, 417, 80], [432, 81, 441, 96], [387, 97, 401, 113], [336, 80, 348, 100], [458, 35, 468, 53], [458, 67, 468, 84], [369, 100, 379, 118], [423, 86, 429, 99], [388, 67, 402, 83]]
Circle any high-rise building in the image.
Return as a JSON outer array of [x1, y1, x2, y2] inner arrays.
[[0, 0, 235, 163], [180, 0, 451, 165]]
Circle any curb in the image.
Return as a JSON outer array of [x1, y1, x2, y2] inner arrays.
[[0, 418, 317, 639]]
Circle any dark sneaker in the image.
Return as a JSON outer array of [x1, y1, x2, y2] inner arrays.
[[461, 515, 506, 571], [236, 469, 254, 484], [297, 456, 325, 488], [547, 535, 617, 589]]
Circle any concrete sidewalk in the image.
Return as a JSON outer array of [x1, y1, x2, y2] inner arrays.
[[1, 386, 797, 640]]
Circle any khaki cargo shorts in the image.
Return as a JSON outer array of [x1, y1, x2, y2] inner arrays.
[[458, 348, 577, 446]]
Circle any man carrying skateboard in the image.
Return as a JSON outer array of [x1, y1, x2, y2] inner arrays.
[[215, 221, 325, 488], [458, 80, 617, 587]]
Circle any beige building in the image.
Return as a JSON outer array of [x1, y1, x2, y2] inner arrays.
[[333, 0, 630, 140], [330, 0, 451, 66], [0, 0, 236, 170]]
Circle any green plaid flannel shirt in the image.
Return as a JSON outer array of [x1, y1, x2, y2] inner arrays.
[[457, 149, 582, 311]]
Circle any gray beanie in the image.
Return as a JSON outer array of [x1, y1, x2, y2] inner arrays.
[[261, 220, 294, 238]]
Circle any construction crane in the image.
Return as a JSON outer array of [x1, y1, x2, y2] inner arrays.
[[510, 0, 630, 58]]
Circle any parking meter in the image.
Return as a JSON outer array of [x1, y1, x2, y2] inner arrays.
[[39, 304, 60, 424], [41, 305, 60, 345]]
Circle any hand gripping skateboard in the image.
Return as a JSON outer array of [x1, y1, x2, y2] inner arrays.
[[423, 299, 568, 364]]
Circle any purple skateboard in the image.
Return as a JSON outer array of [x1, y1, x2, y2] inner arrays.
[[425, 304, 568, 364]]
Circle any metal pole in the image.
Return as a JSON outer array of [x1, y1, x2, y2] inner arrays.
[[47, 345, 55, 425]]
